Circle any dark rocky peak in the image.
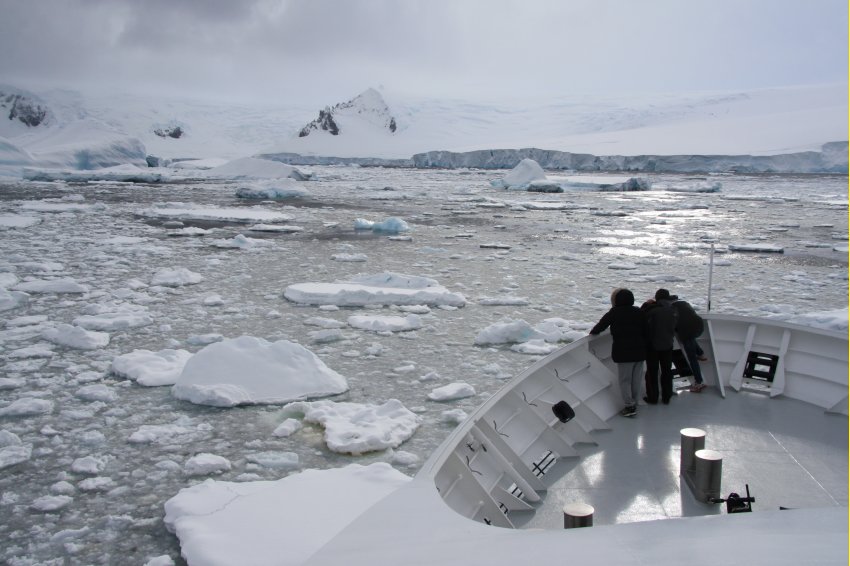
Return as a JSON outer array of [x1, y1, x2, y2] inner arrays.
[[154, 125, 184, 139], [0, 90, 51, 127], [299, 107, 338, 137], [297, 88, 397, 138]]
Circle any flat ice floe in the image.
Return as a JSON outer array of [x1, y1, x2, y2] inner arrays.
[[551, 175, 650, 191], [12, 278, 88, 293], [73, 303, 153, 331], [42, 323, 109, 350], [0, 288, 29, 311], [0, 431, 32, 470], [272, 418, 302, 437], [210, 234, 275, 249], [331, 253, 368, 262], [183, 453, 232, 476], [6, 344, 53, 359], [30, 495, 73, 512], [171, 336, 349, 407], [474, 318, 586, 349], [0, 215, 41, 229], [127, 417, 212, 445], [75, 384, 118, 402], [784, 307, 849, 332], [427, 382, 476, 401], [151, 267, 203, 287], [282, 399, 419, 454], [474, 319, 546, 345], [111, 349, 193, 386], [729, 243, 785, 253], [284, 271, 466, 307], [246, 224, 304, 233], [477, 295, 530, 306], [138, 203, 294, 224], [652, 180, 722, 193], [164, 463, 410, 566], [19, 200, 97, 213], [167, 227, 212, 237], [0, 398, 54, 417], [245, 451, 299, 470], [347, 313, 422, 332]]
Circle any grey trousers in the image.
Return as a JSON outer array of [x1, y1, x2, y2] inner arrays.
[[618, 361, 644, 407]]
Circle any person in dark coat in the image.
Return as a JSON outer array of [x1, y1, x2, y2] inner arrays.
[[641, 289, 678, 404], [669, 293, 707, 392], [589, 288, 647, 417]]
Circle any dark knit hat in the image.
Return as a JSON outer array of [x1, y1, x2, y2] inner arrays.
[[655, 288, 671, 300]]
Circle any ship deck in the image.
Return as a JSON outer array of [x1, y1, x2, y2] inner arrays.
[[512, 379, 848, 529]]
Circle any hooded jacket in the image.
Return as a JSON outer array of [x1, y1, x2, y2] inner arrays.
[[589, 288, 647, 363], [672, 299, 704, 339], [642, 297, 678, 350]]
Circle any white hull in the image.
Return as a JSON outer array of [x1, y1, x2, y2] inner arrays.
[[303, 315, 848, 565]]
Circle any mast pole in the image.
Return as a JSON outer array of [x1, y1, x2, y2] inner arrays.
[[707, 243, 715, 312]]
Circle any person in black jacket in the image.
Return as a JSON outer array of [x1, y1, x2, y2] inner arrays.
[[668, 293, 707, 392], [589, 288, 647, 417], [641, 289, 678, 404]]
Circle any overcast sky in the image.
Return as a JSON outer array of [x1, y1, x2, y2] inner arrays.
[[0, 0, 846, 104]]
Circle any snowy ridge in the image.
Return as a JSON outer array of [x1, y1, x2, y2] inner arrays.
[[0, 82, 846, 175]]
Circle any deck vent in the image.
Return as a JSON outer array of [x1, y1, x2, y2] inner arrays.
[[743, 351, 780, 382], [552, 401, 575, 423]]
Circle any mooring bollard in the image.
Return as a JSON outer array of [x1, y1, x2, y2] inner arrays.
[[563, 503, 594, 529], [694, 449, 723, 503], [680, 427, 706, 478]]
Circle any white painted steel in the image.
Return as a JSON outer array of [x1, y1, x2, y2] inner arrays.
[[423, 313, 847, 523], [302, 315, 848, 566]]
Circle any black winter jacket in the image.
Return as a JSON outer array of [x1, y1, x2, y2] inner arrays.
[[641, 298, 678, 350], [672, 299, 704, 339], [590, 289, 647, 363]]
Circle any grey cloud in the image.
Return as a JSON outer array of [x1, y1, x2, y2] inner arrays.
[[0, 0, 845, 102]]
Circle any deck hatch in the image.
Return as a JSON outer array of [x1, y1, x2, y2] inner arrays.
[[743, 351, 780, 382]]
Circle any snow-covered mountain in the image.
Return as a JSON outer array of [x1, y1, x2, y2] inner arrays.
[[298, 88, 397, 138], [0, 87, 52, 131], [0, 82, 846, 175]]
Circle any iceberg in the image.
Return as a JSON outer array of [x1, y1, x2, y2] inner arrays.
[[163, 464, 410, 566], [490, 158, 546, 189], [111, 348, 193, 386], [281, 399, 419, 454], [235, 179, 309, 199], [354, 217, 410, 233], [206, 157, 312, 181], [171, 336, 349, 407]]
